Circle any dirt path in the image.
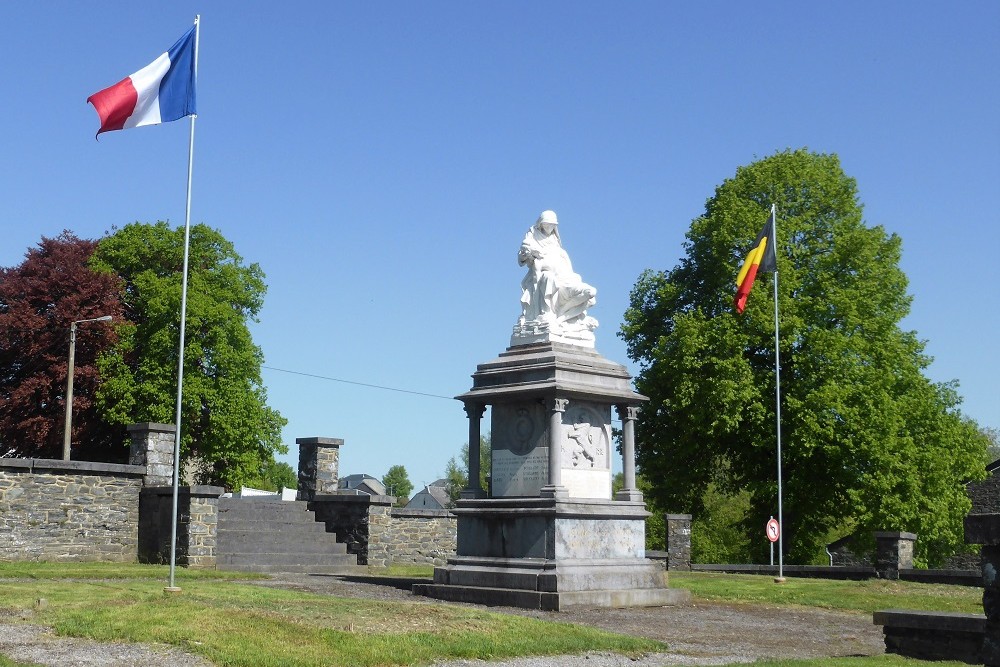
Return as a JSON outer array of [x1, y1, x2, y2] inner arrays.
[[0, 574, 884, 666], [256, 573, 885, 665]]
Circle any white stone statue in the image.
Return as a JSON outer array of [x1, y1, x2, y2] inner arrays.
[[511, 210, 598, 347]]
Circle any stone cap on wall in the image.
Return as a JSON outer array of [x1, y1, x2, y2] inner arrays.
[[391, 508, 455, 519], [0, 458, 145, 476], [141, 485, 225, 498], [295, 437, 344, 447], [311, 493, 396, 506], [127, 422, 177, 434]]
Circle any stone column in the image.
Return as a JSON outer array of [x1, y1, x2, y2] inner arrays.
[[874, 531, 917, 580], [296, 437, 343, 501], [965, 514, 1000, 665], [540, 397, 569, 499], [461, 402, 487, 499], [615, 405, 643, 502], [127, 422, 176, 487], [664, 514, 693, 570]]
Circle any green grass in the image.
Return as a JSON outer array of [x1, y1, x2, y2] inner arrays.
[[370, 564, 435, 578], [0, 657, 43, 667], [670, 571, 983, 614], [0, 563, 663, 667], [0, 561, 262, 581]]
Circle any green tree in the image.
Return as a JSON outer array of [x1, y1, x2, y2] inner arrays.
[[91, 221, 286, 489], [620, 149, 986, 566], [444, 434, 491, 503], [244, 458, 298, 492], [382, 464, 414, 505]]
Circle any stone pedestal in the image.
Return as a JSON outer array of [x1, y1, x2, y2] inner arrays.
[[966, 514, 1000, 665], [413, 497, 687, 610], [296, 437, 342, 501], [665, 513, 693, 571], [415, 342, 685, 610], [874, 531, 916, 580], [127, 422, 176, 487]]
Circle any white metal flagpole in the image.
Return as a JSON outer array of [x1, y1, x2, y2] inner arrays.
[[167, 14, 200, 594], [771, 203, 785, 583]]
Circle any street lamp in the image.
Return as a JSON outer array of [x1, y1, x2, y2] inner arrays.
[[63, 315, 112, 461]]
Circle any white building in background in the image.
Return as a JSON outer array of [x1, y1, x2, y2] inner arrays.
[[405, 479, 451, 509]]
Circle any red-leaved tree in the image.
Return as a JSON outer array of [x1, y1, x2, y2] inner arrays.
[[0, 232, 125, 460]]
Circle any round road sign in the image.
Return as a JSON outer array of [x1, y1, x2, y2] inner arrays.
[[766, 518, 780, 543]]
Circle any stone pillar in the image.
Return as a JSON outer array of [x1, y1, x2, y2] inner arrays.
[[874, 531, 917, 580], [965, 514, 1000, 665], [461, 402, 487, 499], [665, 513, 693, 571], [540, 397, 569, 498], [138, 485, 223, 567], [127, 422, 176, 487], [296, 437, 343, 501], [615, 405, 643, 502]]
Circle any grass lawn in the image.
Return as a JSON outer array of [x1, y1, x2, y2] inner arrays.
[[0, 563, 663, 667], [669, 571, 983, 614], [0, 563, 985, 667]]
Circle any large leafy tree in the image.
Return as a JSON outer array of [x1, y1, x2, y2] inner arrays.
[[382, 464, 414, 506], [620, 149, 986, 565], [0, 233, 124, 460], [92, 221, 286, 488]]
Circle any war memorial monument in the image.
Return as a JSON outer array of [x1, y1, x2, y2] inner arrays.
[[414, 210, 689, 610]]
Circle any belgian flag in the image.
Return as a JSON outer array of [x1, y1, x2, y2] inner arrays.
[[734, 209, 777, 314]]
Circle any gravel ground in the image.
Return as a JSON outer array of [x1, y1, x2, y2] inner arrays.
[[0, 573, 885, 667]]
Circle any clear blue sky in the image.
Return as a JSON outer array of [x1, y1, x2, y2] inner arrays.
[[2, 2, 997, 490]]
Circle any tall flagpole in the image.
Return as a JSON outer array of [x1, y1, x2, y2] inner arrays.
[[167, 14, 200, 594], [771, 203, 785, 583]]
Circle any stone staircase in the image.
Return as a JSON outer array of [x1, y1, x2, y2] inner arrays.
[[216, 497, 363, 574]]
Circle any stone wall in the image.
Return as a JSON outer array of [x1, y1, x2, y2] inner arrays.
[[664, 513, 692, 570], [968, 467, 1000, 515], [0, 459, 144, 562], [374, 508, 457, 567], [296, 437, 341, 501], [139, 486, 224, 568], [308, 494, 457, 567]]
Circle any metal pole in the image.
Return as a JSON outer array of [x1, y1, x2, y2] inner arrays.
[[167, 14, 199, 594], [62, 323, 78, 460], [62, 315, 112, 461], [772, 203, 785, 583]]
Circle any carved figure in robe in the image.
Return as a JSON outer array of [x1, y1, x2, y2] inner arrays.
[[517, 210, 598, 334]]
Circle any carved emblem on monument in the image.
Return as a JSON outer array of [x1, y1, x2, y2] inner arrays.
[[562, 403, 610, 471]]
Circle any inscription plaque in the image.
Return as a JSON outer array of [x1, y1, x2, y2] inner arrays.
[[492, 448, 548, 496]]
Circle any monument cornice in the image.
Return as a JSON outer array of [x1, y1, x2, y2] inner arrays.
[[455, 342, 647, 405]]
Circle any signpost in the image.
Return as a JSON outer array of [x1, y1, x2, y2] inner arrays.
[[766, 516, 780, 568]]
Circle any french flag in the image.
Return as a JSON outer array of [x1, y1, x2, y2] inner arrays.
[[88, 25, 197, 136]]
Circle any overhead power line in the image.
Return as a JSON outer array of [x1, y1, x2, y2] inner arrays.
[[261, 365, 454, 401]]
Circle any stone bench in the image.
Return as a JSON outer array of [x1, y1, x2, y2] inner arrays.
[[873, 609, 984, 664]]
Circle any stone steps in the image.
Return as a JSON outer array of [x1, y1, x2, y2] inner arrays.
[[216, 497, 360, 574]]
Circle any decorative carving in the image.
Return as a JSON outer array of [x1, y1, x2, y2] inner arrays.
[[512, 210, 598, 347], [562, 403, 609, 470]]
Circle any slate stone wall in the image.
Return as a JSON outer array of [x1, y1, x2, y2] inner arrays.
[[296, 437, 342, 501], [0, 459, 144, 562], [138, 486, 224, 568], [376, 508, 457, 567], [969, 471, 1000, 515], [309, 494, 457, 567], [664, 513, 692, 570]]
